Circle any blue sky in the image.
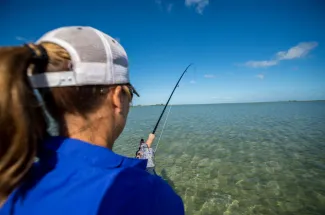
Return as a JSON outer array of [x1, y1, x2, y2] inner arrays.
[[1, 0, 324, 105]]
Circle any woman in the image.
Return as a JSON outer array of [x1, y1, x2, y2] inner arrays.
[[0, 26, 184, 215]]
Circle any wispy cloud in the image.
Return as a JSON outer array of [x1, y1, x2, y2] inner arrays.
[[16, 36, 32, 42], [155, 0, 162, 5], [155, 0, 174, 13], [244, 60, 278, 68], [185, 0, 209, 14], [16, 36, 26, 41], [256, 74, 265, 80], [16, 36, 37, 43], [276, 42, 318, 60], [156, 0, 209, 14], [204, 74, 216, 78], [242, 42, 318, 68], [190, 80, 197, 84], [167, 3, 173, 13]]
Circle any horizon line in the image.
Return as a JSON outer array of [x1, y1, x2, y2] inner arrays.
[[132, 99, 325, 107]]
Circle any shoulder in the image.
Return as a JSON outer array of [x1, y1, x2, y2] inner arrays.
[[97, 168, 184, 215]]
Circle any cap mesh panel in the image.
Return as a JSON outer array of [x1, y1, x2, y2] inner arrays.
[[53, 27, 107, 63]]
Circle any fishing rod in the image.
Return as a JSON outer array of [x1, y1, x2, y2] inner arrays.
[[136, 64, 193, 159], [152, 63, 193, 134]]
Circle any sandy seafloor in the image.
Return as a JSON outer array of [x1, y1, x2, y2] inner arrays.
[[113, 102, 325, 215]]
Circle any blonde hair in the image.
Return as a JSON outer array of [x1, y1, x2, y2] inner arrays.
[[0, 42, 127, 203]]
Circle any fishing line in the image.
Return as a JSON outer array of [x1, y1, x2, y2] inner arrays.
[[151, 63, 193, 135], [154, 104, 172, 153], [192, 64, 197, 83], [145, 63, 193, 153]]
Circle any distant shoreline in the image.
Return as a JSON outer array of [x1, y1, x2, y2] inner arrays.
[[131, 100, 325, 107]]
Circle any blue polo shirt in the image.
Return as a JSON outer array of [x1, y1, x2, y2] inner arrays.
[[0, 137, 184, 215]]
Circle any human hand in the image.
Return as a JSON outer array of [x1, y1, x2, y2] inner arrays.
[[146, 133, 155, 148]]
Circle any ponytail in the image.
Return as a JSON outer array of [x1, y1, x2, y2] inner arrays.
[[0, 41, 120, 204], [0, 46, 48, 203]]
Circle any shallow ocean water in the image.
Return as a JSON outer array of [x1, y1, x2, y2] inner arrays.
[[113, 102, 325, 215]]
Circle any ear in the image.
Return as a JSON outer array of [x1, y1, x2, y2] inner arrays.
[[110, 86, 124, 113]]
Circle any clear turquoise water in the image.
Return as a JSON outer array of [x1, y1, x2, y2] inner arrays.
[[114, 102, 325, 215]]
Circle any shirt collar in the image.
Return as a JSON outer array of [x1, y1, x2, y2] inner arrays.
[[40, 136, 147, 169]]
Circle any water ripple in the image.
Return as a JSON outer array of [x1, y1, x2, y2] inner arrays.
[[113, 102, 325, 215]]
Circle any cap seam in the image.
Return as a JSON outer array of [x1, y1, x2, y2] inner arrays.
[[92, 28, 114, 84]]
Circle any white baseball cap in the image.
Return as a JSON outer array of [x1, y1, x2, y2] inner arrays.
[[28, 26, 139, 96]]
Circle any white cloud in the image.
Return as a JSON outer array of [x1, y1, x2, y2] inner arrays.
[[244, 60, 278, 68], [256, 74, 265, 80], [276, 42, 318, 60], [204, 74, 216, 78], [185, 0, 209, 14], [243, 41, 318, 68], [190, 80, 197, 84]]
